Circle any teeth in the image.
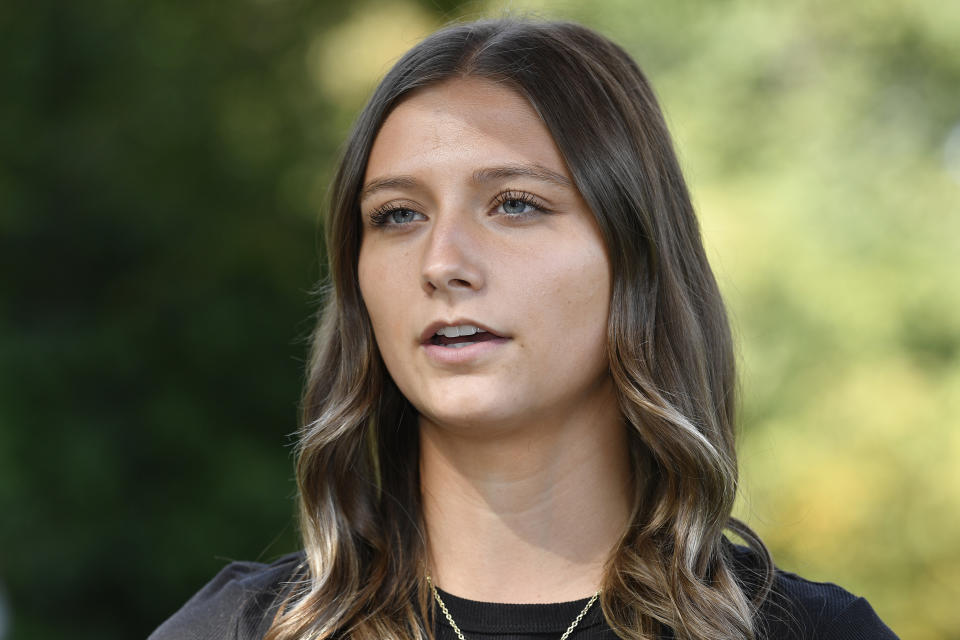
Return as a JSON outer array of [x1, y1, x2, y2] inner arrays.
[[435, 324, 485, 338], [446, 342, 472, 349]]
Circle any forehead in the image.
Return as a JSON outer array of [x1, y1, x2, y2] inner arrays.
[[364, 77, 569, 183]]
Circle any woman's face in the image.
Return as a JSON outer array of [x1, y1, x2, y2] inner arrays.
[[358, 77, 614, 434]]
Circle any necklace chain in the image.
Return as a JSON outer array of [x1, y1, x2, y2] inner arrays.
[[426, 576, 600, 640]]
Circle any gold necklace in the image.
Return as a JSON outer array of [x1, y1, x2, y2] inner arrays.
[[426, 575, 600, 640]]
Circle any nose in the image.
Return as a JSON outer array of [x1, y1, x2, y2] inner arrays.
[[420, 215, 485, 296]]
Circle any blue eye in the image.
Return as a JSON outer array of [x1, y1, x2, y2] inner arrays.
[[369, 206, 423, 227], [501, 199, 533, 215], [388, 209, 417, 224], [495, 190, 547, 218]]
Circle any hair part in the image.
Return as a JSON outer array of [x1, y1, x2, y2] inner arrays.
[[267, 18, 774, 640]]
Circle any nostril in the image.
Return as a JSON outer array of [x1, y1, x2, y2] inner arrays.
[[450, 278, 471, 288]]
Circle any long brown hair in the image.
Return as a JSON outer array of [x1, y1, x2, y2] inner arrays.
[[266, 18, 774, 640]]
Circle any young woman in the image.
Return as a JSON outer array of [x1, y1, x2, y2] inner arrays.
[[152, 18, 898, 640]]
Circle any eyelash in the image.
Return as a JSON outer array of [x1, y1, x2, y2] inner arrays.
[[367, 190, 549, 227], [494, 190, 548, 217]]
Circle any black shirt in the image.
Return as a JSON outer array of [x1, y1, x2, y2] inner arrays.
[[149, 547, 898, 640]]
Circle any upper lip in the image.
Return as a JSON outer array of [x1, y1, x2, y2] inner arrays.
[[419, 318, 507, 344]]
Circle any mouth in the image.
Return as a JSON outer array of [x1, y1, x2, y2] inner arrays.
[[420, 320, 510, 365], [420, 320, 508, 348], [429, 331, 502, 349]]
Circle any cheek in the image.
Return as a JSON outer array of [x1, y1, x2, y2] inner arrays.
[[522, 246, 611, 365], [358, 241, 416, 306], [359, 242, 397, 315], [540, 246, 610, 323], [357, 243, 373, 307], [358, 247, 394, 350], [358, 246, 421, 390]]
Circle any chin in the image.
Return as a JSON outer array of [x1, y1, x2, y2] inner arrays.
[[416, 397, 531, 435]]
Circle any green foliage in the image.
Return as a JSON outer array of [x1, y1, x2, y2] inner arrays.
[[2, 1, 956, 638], [549, 1, 960, 637], [0, 1, 350, 637]]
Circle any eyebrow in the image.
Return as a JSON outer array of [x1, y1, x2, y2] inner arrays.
[[359, 163, 573, 202]]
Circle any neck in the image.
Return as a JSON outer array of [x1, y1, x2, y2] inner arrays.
[[419, 382, 632, 604]]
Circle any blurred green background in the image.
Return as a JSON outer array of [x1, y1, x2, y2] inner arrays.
[[1, 0, 957, 638]]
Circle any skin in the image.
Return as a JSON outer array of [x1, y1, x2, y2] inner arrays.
[[358, 77, 631, 603]]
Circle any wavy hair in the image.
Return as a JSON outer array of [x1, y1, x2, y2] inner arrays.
[[266, 18, 774, 640]]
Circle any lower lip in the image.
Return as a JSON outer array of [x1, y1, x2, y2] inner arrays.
[[422, 337, 510, 365]]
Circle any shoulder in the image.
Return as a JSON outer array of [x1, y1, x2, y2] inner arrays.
[[149, 551, 306, 640], [726, 544, 899, 640]]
